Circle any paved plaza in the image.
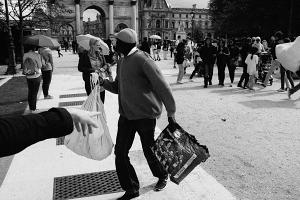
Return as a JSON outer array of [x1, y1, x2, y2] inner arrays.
[[0, 52, 235, 200], [0, 51, 300, 200]]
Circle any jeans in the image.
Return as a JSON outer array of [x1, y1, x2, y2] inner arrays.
[[238, 63, 249, 87], [115, 116, 168, 192], [263, 62, 277, 86], [217, 63, 226, 84], [228, 64, 236, 83], [280, 66, 294, 89], [204, 62, 214, 86], [42, 70, 52, 97], [82, 72, 105, 103], [177, 64, 184, 82], [190, 63, 201, 79], [27, 77, 41, 110]]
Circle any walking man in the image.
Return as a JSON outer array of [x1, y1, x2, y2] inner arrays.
[[200, 37, 217, 88], [100, 28, 177, 200]]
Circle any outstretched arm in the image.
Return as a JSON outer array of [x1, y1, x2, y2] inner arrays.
[[0, 108, 99, 157]]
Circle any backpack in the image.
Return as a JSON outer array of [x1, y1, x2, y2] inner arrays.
[[23, 57, 38, 76]]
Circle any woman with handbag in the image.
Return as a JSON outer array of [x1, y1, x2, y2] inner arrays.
[[78, 38, 112, 103], [23, 45, 42, 113], [39, 47, 54, 99]]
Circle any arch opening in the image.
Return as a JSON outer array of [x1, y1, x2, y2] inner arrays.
[[83, 6, 106, 38]]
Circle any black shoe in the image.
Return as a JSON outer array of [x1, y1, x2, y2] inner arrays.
[[154, 177, 168, 191], [117, 191, 139, 200], [204, 85, 208, 88], [237, 84, 242, 88], [209, 81, 212, 85]]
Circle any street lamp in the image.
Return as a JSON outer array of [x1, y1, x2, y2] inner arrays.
[[4, 0, 16, 75], [190, 10, 195, 42], [288, 0, 294, 37]]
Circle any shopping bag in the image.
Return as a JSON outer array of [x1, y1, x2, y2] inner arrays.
[[276, 36, 300, 73], [151, 124, 209, 184], [64, 85, 114, 161]]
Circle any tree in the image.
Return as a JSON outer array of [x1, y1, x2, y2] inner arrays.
[[6, 0, 68, 62], [0, 2, 5, 30], [209, 0, 300, 38]]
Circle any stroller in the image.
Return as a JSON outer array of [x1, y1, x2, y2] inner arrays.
[[257, 52, 273, 85]]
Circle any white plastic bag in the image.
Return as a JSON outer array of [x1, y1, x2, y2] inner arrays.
[[276, 36, 300, 72], [64, 85, 114, 161]]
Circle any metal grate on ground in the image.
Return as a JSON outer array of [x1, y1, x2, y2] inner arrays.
[[56, 137, 65, 145], [58, 101, 84, 107], [53, 170, 123, 200], [59, 93, 87, 99]]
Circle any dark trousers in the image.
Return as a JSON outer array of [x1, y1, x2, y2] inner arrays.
[[115, 116, 168, 192], [42, 70, 52, 97], [204, 62, 214, 86], [238, 63, 249, 87], [57, 50, 63, 57], [217, 63, 226, 84], [82, 72, 105, 103], [228, 64, 236, 83], [27, 77, 41, 111], [280, 66, 294, 89], [190, 63, 201, 79], [290, 82, 300, 95]]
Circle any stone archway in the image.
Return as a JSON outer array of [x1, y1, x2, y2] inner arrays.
[[59, 24, 74, 42], [114, 23, 128, 33], [83, 5, 106, 39]]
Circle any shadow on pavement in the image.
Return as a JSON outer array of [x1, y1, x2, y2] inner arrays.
[[139, 183, 156, 195], [239, 99, 300, 109]]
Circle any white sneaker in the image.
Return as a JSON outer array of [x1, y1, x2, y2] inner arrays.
[[177, 81, 184, 84]]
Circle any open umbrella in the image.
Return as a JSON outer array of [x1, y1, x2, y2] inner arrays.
[[24, 35, 60, 48], [76, 34, 109, 55], [149, 35, 162, 40]]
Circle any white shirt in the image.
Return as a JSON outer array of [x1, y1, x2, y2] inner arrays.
[[127, 47, 138, 56], [245, 54, 258, 75]]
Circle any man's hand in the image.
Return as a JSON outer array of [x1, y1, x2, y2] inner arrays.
[[66, 108, 100, 136], [99, 76, 104, 86], [168, 116, 178, 131]]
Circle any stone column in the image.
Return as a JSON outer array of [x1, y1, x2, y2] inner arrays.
[[131, 0, 137, 32], [109, 0, 114, 34], [74, 0, 81, 35]]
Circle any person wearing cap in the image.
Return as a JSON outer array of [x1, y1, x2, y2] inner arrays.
[[99, 28, 177, 200]]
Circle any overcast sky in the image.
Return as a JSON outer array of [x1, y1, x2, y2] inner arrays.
[[83, 0, 209, 21]]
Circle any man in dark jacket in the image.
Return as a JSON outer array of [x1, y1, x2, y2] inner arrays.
[[140, 37, 151, 54], [0, 108, 99, 158], [200, 37, 217, 87], [99, 28, 177, 200]]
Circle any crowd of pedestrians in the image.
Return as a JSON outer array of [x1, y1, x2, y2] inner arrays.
[[142, 31, 299, 98]]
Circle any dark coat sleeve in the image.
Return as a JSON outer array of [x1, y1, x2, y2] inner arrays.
[[0, 108, 73, 157], [78, 51, 95, 73]]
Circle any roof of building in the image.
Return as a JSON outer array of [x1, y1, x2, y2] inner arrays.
[[165, 0, 209, 9]]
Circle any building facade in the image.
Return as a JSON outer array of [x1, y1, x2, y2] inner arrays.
[[39, 0, 213, 42], [83, 14, 105, 37], [48, 0, 138, 41], [138, 0, 214, 41]]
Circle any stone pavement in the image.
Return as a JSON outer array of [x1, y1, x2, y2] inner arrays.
[[0, 51, 236, 200]]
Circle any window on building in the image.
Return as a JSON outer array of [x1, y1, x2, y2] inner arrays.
[[172, 22, 175, 28], [148, 20, 152, 28], [186, 21, 189, 28], [179, 14, 181, 18], [205, 22, 208, 27], [156, 20, 161, 28], [172, 13, 174, 18], [165, 21, 168, 28], [186, 14, 188, 18]]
